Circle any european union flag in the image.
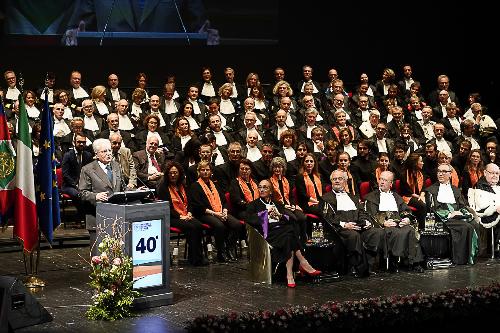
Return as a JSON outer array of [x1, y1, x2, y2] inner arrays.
[[36, 90, 61, 244]]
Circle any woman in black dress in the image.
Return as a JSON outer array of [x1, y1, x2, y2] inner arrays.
[[246, 179, 321, 288], [156, 162, 207, 266]]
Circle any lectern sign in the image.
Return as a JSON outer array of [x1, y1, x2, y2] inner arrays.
[[132, 219, 163, 289]]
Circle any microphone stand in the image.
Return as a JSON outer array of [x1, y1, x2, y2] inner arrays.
[[173, 0, 190, 45], [136, 176, 157, 202], [100, 0, 117, 46]]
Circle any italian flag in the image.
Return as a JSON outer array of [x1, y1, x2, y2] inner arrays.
[[13, 95, 38, 252]]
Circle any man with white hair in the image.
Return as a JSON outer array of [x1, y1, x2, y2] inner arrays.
[[468, 163, 500, 257], [424, 163, 481, 264], [79, 138, 123, 255], [322, 170, 385, 276], [364, 171, 425, 272], [358, 109, 380, 139]]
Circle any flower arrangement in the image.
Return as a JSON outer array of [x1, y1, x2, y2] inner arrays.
[[187, 282, 500, 332], [86, 222, 140, 321]]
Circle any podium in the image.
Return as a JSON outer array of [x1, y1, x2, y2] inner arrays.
[[96, 200, 173, 309], [77, 31, 208, 45]]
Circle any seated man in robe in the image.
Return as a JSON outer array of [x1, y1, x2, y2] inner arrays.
[[424, 164, 481, 265], [468, 163, 500, 257], [364, 171, 425, 272], [322, 170, 385, 277]]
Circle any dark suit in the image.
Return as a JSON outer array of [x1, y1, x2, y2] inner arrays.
[[61, 148, 93, 198], [105, 88, 127, 107], [133, 149, 166, 188], [69, 0, 205, 32]]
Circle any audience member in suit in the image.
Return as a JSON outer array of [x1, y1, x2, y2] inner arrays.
[[159, 82, 181, 126], [207, 113, 233, 150], [252, 143, 275, 182], [451, 140, 472, 178], [214, 141, 243, 190], [318, 140, 338, 186], [105, 73, 127, 110], [67, 71, 89, 112], [233, 97, 266, 131], [81, 99, 106, 142], [296, 65, 322, 98], [99, 112, 135, 152], [133, 136, 166, 189], [200, 131, 228, 167], [186, 143, 215, 186], [109, 132, 137, 189], [235, 111, 264, 146], [351, 140, 377, 183], [336, 151, 362, 196], [427, 74, 461, 108], [197, 67, 219, 104], [368, 122, 395, 159], [184, 85, 208, 125], [58, 117, 94, 158], [171, 116, 198, 154], [79, 139, 124, 256], [223, 67, 245, 102], [228, 159, 260, 220], [134, 114, 171, 152], [176, 101, 202, 135], [306, 126, 327, 162], [397, 65, 416, 94], [423, 141, 440, 183], [61, 133, 93, 201]]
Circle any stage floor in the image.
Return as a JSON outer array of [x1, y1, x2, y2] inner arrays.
[[1, 232, 500, 332]]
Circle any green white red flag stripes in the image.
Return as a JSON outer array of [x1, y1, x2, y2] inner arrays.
[[13, 95, 38, 252]]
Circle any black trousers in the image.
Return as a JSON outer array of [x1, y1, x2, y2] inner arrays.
[[171, 217, 204, 265]]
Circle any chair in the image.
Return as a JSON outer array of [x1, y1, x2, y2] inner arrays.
[[56, 167, 75, 226], [291, 187, 320, 220], [359, 181, 370, 202]]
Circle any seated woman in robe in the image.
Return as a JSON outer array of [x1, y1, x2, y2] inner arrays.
[[246, 180, 321, 288]]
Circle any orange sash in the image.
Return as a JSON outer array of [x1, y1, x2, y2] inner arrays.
[[168, 185, 188, 216], [270, 174, 290, 205], [451, 168, 460, 187], [303, 172, 322, 206], [197, 178, 222, 213], [469, 169, 483, 188], [237, 177, 259, 203]]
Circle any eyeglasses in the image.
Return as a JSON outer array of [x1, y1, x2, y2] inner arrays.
[[485, 170, 500, 175], [437, 170, 451, 174]]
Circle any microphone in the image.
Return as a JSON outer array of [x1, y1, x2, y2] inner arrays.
[[136, 175, 157, 201], [100, 0, 117, 46], [173, 0, 190, 46]]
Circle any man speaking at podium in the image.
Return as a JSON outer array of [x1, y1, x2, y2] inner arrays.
[[67, 0, 206, 33], [79, 138, 124, 255]]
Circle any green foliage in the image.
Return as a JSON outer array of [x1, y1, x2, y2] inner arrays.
[[86, 233, 140, 321]]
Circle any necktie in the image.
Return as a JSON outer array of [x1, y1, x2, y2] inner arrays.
[[151, 154, 160, 172], [106, 164, 113, 182]]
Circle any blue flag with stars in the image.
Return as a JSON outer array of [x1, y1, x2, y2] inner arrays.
[[36, 90, 61, 244]]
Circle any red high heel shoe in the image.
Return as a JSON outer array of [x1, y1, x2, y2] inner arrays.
[[299, 264, 321, 277], [287, 277, 296, 288]]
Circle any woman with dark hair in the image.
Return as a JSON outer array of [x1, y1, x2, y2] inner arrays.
[[175, 138, 202, 173], [54, 89, 76, 119], [400, 153, 427, 228], [286, 141, 308, 186], [156, 162, 207, 266], [249, 82, 270, 114], [295, 153, 324, 216], [189, 161, 242, 262], [134, 114, 170, 150], [177, 101, 201, 133], [171, 116, 197, 153], [135, 72, 150, 103], [228, 159, 260, 220], [461, 149, 484, 197], [198, 67, 218, 104], [246, 179, 321, 288], [369, 152, 394, 190]]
